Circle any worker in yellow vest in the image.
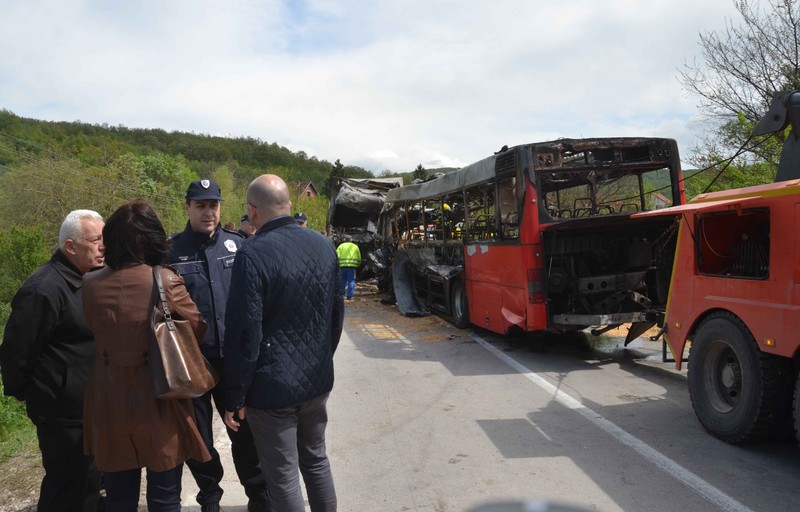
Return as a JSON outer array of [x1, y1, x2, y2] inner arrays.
[[336, 236, 361, 300]]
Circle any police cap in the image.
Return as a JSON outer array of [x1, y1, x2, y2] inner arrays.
[[185, 179, 222, 202]]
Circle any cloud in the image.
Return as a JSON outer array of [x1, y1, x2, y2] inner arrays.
[[0, 0, 741, 173]]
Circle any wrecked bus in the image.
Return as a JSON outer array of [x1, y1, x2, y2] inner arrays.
[[327, 177, 404, 278], [376, 138, 686, 338]]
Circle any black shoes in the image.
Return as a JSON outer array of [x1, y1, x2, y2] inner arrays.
[[201, 504, 222, 512]]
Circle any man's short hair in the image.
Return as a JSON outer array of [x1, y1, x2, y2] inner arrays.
[[59, 210, 103, 250]]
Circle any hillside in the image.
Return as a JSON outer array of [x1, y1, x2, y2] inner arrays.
[[0, 109, 374, 197]]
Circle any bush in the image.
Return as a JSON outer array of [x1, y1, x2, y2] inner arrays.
[[0, 225, 51, 305], [0, 382, 35, 460], [0, 225, 44, 458]]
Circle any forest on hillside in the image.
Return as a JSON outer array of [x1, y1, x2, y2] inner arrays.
[[0, 109, 376, 223]]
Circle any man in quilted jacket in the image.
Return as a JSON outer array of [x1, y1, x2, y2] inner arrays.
[[224, 174, 344, 512]]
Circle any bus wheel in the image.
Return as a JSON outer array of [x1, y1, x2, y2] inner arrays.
[[450, 279, 469, 329], [688, 312, 791, 444]]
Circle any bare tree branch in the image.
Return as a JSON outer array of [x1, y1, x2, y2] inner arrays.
[[680, 0, 800, 170]]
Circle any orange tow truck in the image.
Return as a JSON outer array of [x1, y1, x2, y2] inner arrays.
[[633, 91, 800, 444]]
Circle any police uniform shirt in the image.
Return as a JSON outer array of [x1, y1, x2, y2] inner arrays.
[[168, 223, 243, 360]]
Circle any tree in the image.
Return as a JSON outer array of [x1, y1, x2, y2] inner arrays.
[[106, 153, 197, 233], [322, 159, 345, 199], [0, 225, 51, 304], [412, 163, 428, 182], [680, 0, 800, 178], [211, 165, 245, 227], [288, 189, 329, 233]]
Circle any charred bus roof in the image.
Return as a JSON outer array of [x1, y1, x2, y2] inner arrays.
[[384, 137, 679, 205]]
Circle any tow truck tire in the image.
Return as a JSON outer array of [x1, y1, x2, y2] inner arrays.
[[688, 312, 791, 444], [450, 279, 469, 329]]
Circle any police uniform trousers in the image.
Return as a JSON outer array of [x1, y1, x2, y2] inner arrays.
[[186, 357, 268, 505]]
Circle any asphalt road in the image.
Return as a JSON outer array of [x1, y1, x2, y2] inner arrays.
[[176, 293, 800, 512]]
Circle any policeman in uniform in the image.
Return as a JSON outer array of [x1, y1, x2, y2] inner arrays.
[[168, 180, 269, 512], [293, 211, 307, 227]]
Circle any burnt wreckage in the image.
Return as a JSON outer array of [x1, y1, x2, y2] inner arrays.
[[327, 177, 404, 278], [376, 137, 683, 338]]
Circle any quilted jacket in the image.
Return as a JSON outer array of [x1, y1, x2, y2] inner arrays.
[[224, 215, 345, 411]]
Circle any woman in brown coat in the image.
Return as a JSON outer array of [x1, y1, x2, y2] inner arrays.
[[83, 200, 211, 511]]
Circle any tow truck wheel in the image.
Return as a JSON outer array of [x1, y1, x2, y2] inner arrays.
[[450, 279, 469, 329], [688, 312, 790, 444]]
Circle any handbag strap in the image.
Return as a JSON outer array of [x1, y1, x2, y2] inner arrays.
[[152, 265, 176, 330]]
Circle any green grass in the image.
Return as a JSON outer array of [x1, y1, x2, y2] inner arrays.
[[0, 243, 43, 465], [0, 383, 37, 461]]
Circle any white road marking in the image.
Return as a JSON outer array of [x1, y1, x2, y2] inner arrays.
[[472, 334, 754, 512]]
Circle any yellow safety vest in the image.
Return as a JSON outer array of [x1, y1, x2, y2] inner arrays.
[[337, 242, 361, 268]]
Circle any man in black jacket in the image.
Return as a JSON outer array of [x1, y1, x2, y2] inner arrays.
[[168, 179, 268, 512], [0, 209, 105, 512], [224, 174, 344, 512]]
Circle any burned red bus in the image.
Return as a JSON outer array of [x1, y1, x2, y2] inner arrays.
[[377, 138, 686, 338]]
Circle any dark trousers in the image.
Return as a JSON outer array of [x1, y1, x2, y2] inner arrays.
[[35, 421, 101, 512], [186, 358, 267, 505], [248, 393, 336, 512], [103, 465, 182, 512]]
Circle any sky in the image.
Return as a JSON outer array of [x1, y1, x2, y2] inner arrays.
[[0, 0, 744, 174]]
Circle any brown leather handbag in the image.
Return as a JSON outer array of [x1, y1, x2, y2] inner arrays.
[[149, 265, 218, 399]]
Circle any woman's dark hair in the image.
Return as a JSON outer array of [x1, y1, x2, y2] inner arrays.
[[103, 199, 169, 269]]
